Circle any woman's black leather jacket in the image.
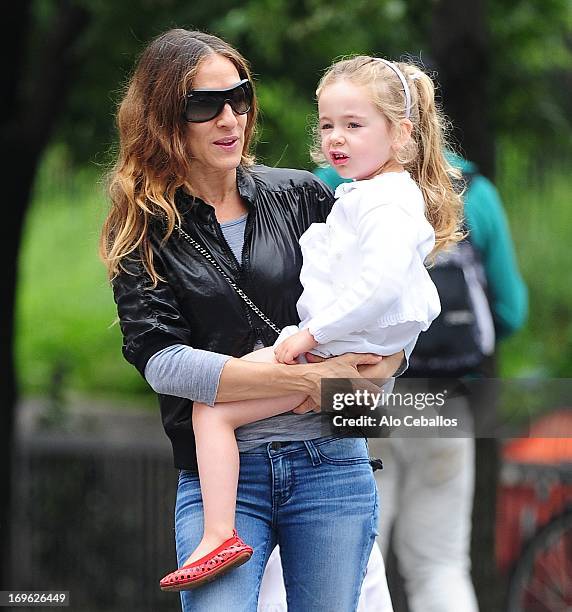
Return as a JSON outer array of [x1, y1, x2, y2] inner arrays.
[[112, 165, 334, 469]]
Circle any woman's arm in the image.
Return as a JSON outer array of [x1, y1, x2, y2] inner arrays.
[[216, 351, 387, 405], [145, 344, 231, 405], [146, 343, 404, 410]]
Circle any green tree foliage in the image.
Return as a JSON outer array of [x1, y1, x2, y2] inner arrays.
[[36, 0, 570, 170], [489, 0, 572, 155], [211, 0, 426, 167], [45, 0, 429, 169]]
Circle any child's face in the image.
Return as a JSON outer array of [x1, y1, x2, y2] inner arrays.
[[318, 79, 397, 180]]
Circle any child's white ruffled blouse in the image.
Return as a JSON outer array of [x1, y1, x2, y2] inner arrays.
[[297, 171, 441, 357]]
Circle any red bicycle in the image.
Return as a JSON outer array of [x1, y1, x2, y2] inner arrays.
[[496, 408, 572, 611]]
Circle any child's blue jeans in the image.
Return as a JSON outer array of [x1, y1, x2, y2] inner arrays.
[[174, 435, 379, 612]]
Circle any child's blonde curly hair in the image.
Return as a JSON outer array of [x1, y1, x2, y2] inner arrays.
[[311, 55, 464, 257]]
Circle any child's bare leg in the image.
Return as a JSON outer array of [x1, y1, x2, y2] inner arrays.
[[181, 346, 307, 566]]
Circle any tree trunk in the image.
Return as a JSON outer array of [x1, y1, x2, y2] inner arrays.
[[0, 0, 33, 585], [0, 0, 90, 587], [471, 438, 504, 611], [0, 172, 34, 586], [430, 0, 495, 179], [431, 4, 503, 606]]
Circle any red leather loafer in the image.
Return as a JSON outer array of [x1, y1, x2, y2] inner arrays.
[[159, 530, 253, 592]]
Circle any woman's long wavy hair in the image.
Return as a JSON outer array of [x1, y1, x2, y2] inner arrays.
[[100, 29, 258, 285], [311, 56, 464, 258]]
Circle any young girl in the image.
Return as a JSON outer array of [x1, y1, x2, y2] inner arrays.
[[159, 55, 462, 592]]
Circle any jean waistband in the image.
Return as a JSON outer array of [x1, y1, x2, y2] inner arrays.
[[240, 433, 364, 461]]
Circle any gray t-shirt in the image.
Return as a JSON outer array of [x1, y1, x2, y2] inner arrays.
[[144, 214, 328, 450]]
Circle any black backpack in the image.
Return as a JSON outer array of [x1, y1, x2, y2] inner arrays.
[[405, 171, 496, 378]]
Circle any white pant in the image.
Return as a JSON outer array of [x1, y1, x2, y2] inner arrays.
[[257, 392, 478, 611], [372, 397, 479, 612], [258, 540, 394, 612]]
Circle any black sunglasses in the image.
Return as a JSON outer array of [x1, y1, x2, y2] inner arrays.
[[184, 79, 253, 123]]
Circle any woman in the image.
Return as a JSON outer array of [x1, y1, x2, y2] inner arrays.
[[100, 28, 406, 612]]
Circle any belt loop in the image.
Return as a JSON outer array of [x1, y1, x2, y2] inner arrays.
[[303, 440, 322, 466]]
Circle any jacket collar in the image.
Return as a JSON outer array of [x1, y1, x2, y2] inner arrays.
[[176, 165, 257, 224], [334, 170, 410, 199], [236, 165, 257, 204]]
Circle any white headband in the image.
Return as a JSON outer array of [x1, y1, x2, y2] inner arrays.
[[373, 58, 412, 119]]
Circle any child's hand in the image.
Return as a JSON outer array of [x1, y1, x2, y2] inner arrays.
[[274, 329, 318, 365]]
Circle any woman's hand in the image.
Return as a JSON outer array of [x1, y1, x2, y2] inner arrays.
[[306, 350, 404, 379], [356, 350, 405, 381], [292, 350, 405, 412], [299, 352, 385, 406], [292, 397, 321, 414]]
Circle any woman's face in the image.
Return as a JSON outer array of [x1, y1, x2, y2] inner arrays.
[[185, 54, 248, 176]]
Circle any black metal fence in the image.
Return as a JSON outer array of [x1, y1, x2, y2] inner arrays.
[[9, 405, 183, 612]]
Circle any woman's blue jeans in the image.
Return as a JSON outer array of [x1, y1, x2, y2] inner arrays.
[[174, 435, 379, 612]]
